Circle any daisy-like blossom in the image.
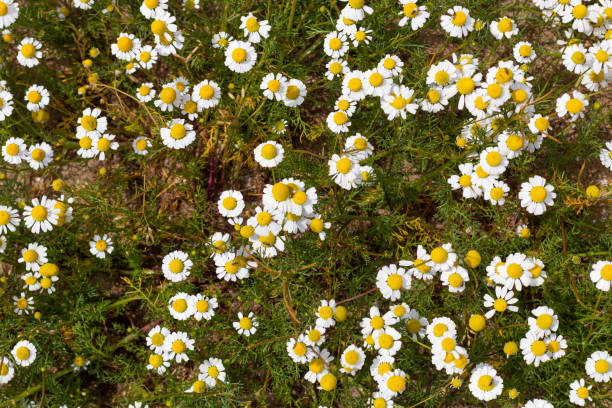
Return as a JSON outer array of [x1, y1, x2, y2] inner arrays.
[[161, 250, 193, 282], [376, 264, 411, 301], [483, 285, 519, 318], [328, 154, 361, 190], [2, 137, 25, 164], [600, 141, 612, 170], [198, 358, 226, 387], [225, 40, 257, 73], [518, 175, 556, 215], [569, 378, 592, 406], [440, 6, 474, 38], [585, 350, 612, 382], [286, 335, 310, 364], [233, 311, 258, 336], [218, 190, 244, 218], [490, 16, 518, 39], [398, 1, 430, 31], [12, 340, 36, 367], [26, 142, 54, 170], [281, 79, 307, 107], [23, 196, 59, 234], [440, 266, 470, 293], [590, 260, 612, 291], [520, 330, 550, 367], [239, 13, 271, 43], [381, 85, 418, 120], [468, 363, 504, 401], [17, 37, 42, 67], [254, 140, 284, 168], [89, 234, 114, 259], [555, 90, 589, 122], [447, 163, 480, 199], [164, 331, 194, 363], [0, 0, 19, 29]]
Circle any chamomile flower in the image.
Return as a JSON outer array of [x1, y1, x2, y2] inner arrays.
[[155, 83, 183, 112], [487, 61, 524, 88], [453, 65, 482, 109], [427, 61, 459, 90], [519, 175, 556, 215], [469, 363, 504, 401], [26, 142, 53, 170], [582, 69, 609, 91], [513, 41, 537, 63], [273, 79, 305, 109], [136, 45, 158, 70], [309, 215, 331, 241], [381, 85, 418, 120], [199, 358, 226, 387], [111, 33, 141, 61], [0, 0, 18, 28], [589, 40, 612, 73], [253, 140, 284, 168], [303, 326, 326, 347], [215, 251, 253, 281], [556, 90, 589, 121], [132, 136, 151, 155], [400, 246, 434, 280], [140, 0, 168, 18], [218, 190, 244, 218], [524, 132, 544, 153], [483, 286, 518, 318], [188, 294, 217, 321], [89, 234, 113, 259], [225, 40, 257, 73], [315, 299, 337, 328], [528, 306, 559, 336], [328, 154, 361, 189], [23, 196, 59, 234], [135, 82, 156, 103], [585, 350, 612, 382], [340, 345, 366, 376], [370, 355, 395, 381], [483, 179, 510, 206], [161, 250, 192, 282], [545, 333, 567, 359], [327, 110, 352, 133], [527, 257, 547, 287], [562, 44, 591, 74], [344, 134, 373, 161], [440, 6, 474, 38], [590, 260, 612, 291], [0, 205, 18, 234], [72, 356, 90, 372], [77, 107, 107, 138], [562, 3, 596, 34], [336, 15, 358, 34], [569, 378, 592, 406], [160, 119, 195, 149], [363, 68, 392, 97], [377, 368, 408, 398], [76, 134, 99, 159], [500, 252, 534, 291], [13, 292, 33, 315], [440, 266, 469, 293], [340, 0, 373, 21], [17, 37, 42, 67], [373, 327, 402, 357], [24, 85, 49, 112], [22, 272, 41, 291], [0, 357, 15, 384], [240, 13, 271, 43], [398, 1, 429, 30], [516, 224, 531, 238], [325, 58, 350, 80], [324, 31, 349, 59], [402, 308, 428, 339], [429, 243, 457, 273], [490, 16, 518, 39], [377, 54, 404, 78], [360, 306, 396, 337], [528, 114, 551, 136], [234, 311, 258, 336], [305, 347, 333, 383], [2, 137, 25, 164], [12, 340, 37, 367], [94, 133, 119, 161], [447, 163, 481, 199], [335, 96, 357, 117], [146, 325, 171, 354], [520, 330, 550, 367], [271, 119, 288, 134], [420, 87, 450, 113], [286, 335, 310, 364], [146, 352, 170, 375], [73, 0, 95, 10], [190, 80, 220, 111], [262, 182, 292, 213], [164, 331, 194, 363], [0, 89, 13, 121], [600, 141, 612, 170], [376, 264, 411, 301], [168, 292, 194, 320], [212, 31, 233, 49], [426, 317, 457, 343], [478, 147, 508, 177], [524, 400, 554, 408], [154, 29, 184, 57]]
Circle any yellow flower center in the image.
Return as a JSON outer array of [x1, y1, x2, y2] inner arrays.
[[478, 375, 494, 391], [224, 259, 239, 274], [0, 2, 7, 16], [383, 58, 396, 70], [535, 117, 549, 131], [272, 182, 290, 201], [197, 84, 214, 100], [566, 98, 583, 114], [320, 373, 337, 391], [333, 111, 347, 125], [548, 340, 560, 353], [404, 3, 418, 17], [172, 340, 185, 354], [504, 341, 518, 355], [452, 11, 467, 26], [160, 87, 177, 104], [456, 77, 475, 95], [172, 299, 187, 313], [95, 240, 107, 251], [16, 297, 28, 309], [170, 123, 186, 140], [390, 95, 407, 109], [493, 298, 507, 312], [458, 174, 471, 187], [601, 265, 612, 281], [222, 197, 237, 210], [309, 358, 324, 373], [485, 151, 502, 167], [433, 323, 447, 337], [531, 340, 547, 356], [435, 71, 449, 85], [117, 37, 133, 52], [329, 62, 342, 74], [487, 84, 502, 99], [319, 305, 333, 319], [39, 263, 58, 277], [507, 134, 524, 151], [506, 263, 523, 279], [208, 366, 219, 377], [27, 91, 42, 104], [149, 353, 163, 367], [245, 17, 259, 32], [387, 375, 406, 392], [336, 157, 352, 174], [310, 218, 324, 233], [15, 347, 30, 361], [285, 85, 300, 100], [349, 0, 364, 8], [355, 31, 366, 41], [0, 363, 8, 375], [308, 329, 321, 343], [5, 142, 19, 156], [353, 137, 367, 151], [368, 72, 384, 88], [192, 380, 205, 393], [21, 44, 35, 58], [577, 387, 589, 399], [0, 210, 10, 225], [97, 138, 110, 152], [31, 205, 48, 221], [512, 89, 527, 103], [448, 273, 463, 288], [572, 4, 587, 19], [430, 247, 448, 264], [495, 68, 513, 84], [25, 275, 37, 285], [387, 273, 403, 290], [232, 48, 247, 63], [572, 51, 585, 64], [595, 359, 610, 373], [536, 313, 553, 329], [497, 17, 513, 33], [519, 45, 532, 56], [169, 259, 184, 273], [369, 315, 384, 330], [378, 333, 394, 349], [292, 191, 307, 205], [345, 350, 359, 365], [151, 20, 166, 35], [329, 38, 342, 51], [596, 49, 609, 63], [530, 186, 547, 203], [151, 333, 164, 346], [145, 0, 159, 8], [240, 225, 255, 238], [474, 96, 488, 110], [441, 337, 455, 351], [239, 317, 252, 330], [427, 89, 440, 104], [348, 78, 362, 92]]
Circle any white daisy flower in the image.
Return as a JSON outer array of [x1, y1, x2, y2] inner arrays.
[[360, 306, 396, 337], [234, 311, 258, 336], [569, 378, 592, 406], [22, 272, 41, 292], [399, 245, 434, 280], [224, 40, 257, 73], [192, 80, 221, 110], [136, 82, 156, 103], [516, 224, 531, 238], [161, 250, 192, 282], [562, 44, 591, 74], [16, 37, 42, 67], [77, 107, 107, 138], [309, 214, 331, 241], [545, 333, 567, 359], [0, 205, 19, 234], [340, 0, 373, 21], [468, 363, 504, 401], [89, 234, 113, 259], [155, 83, 183, 112], [426, 317, 457, 344], [74, 0, 95, 10], [154, 29, 184, 57], [254, 140, 284, 168], [420, 87, 450, 113], [218, 190, 244, 218], [483, 179, 510, 206], [303, 326, 326, 347], [351, 27, 372, 47], [376, 264, 411, 301], [440, 266, 469, 293], [23, 196, 59, 234], [189, 294, 217, 321], [286, 335, 310, 364], [490, 16, 518, 39], [588, 40, 612, 73], [26, 142, 53, 170], [447, 163, 481, 199], [281, 79, 307, 107], [526, 257, 547, 287], [377, 368, 408, 399], [315, 299, 337, 328], [19, 243, 48, 271], [556, 90, 588, 122], [198, 358, 226, 387], [363, 68, 392, 98], [561, 3, 596, 35], [401, 308, 428, 339], [160, 118, 195, 149], [24, 85, 49, 112], [370, 355, 395, 381], [328, 154, 361, 190], [111, 33, 141, 61], [373, 327, 403, 358], [340, 345, 366, 376], [323, 31, 349, 58], [327, 110, 351, 134], [93, 133, 119, 161], [600, 140, 612, 170], [429, 243, 457, 273], [146, 352, 170, 375], [146, 325, 171, 355], [214, 251, 253, 282], [585, 350, 612, 382], [500, 252, 534, 291], [260, 73, 287, 101], [325, 58, 350, 80], [520, 330, 550, 367], [344, 133, 373, 161], [164, 331, 194, 363], [0, 357, 15, 384], [426, 60, 460, 91], [140, 0, 168, 19], [1, 137, 26, 164], [0, 0, 19, 29], [398, 1, 429, 31], [377, 54, 404, 78], [518, 175, 556, 215], [168, 292, 194, 320], [483, 286, 518, 318], [440, 6, 474, 38], [582, 69, 609, 92], [527, 306, 559, 336], [211, 31, 233, 49], [513, 41, 536, 63], [11, 340, 36, 367], [305, 347, 333, 383], [381, 85, 418, 120], [336, 15, 358, 34], [239, 13, 271, 43], [13, 292, 33, 315], [590, 260, 612, 292], [136, 44, 158, 70], [132, 136, 151, 155]]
